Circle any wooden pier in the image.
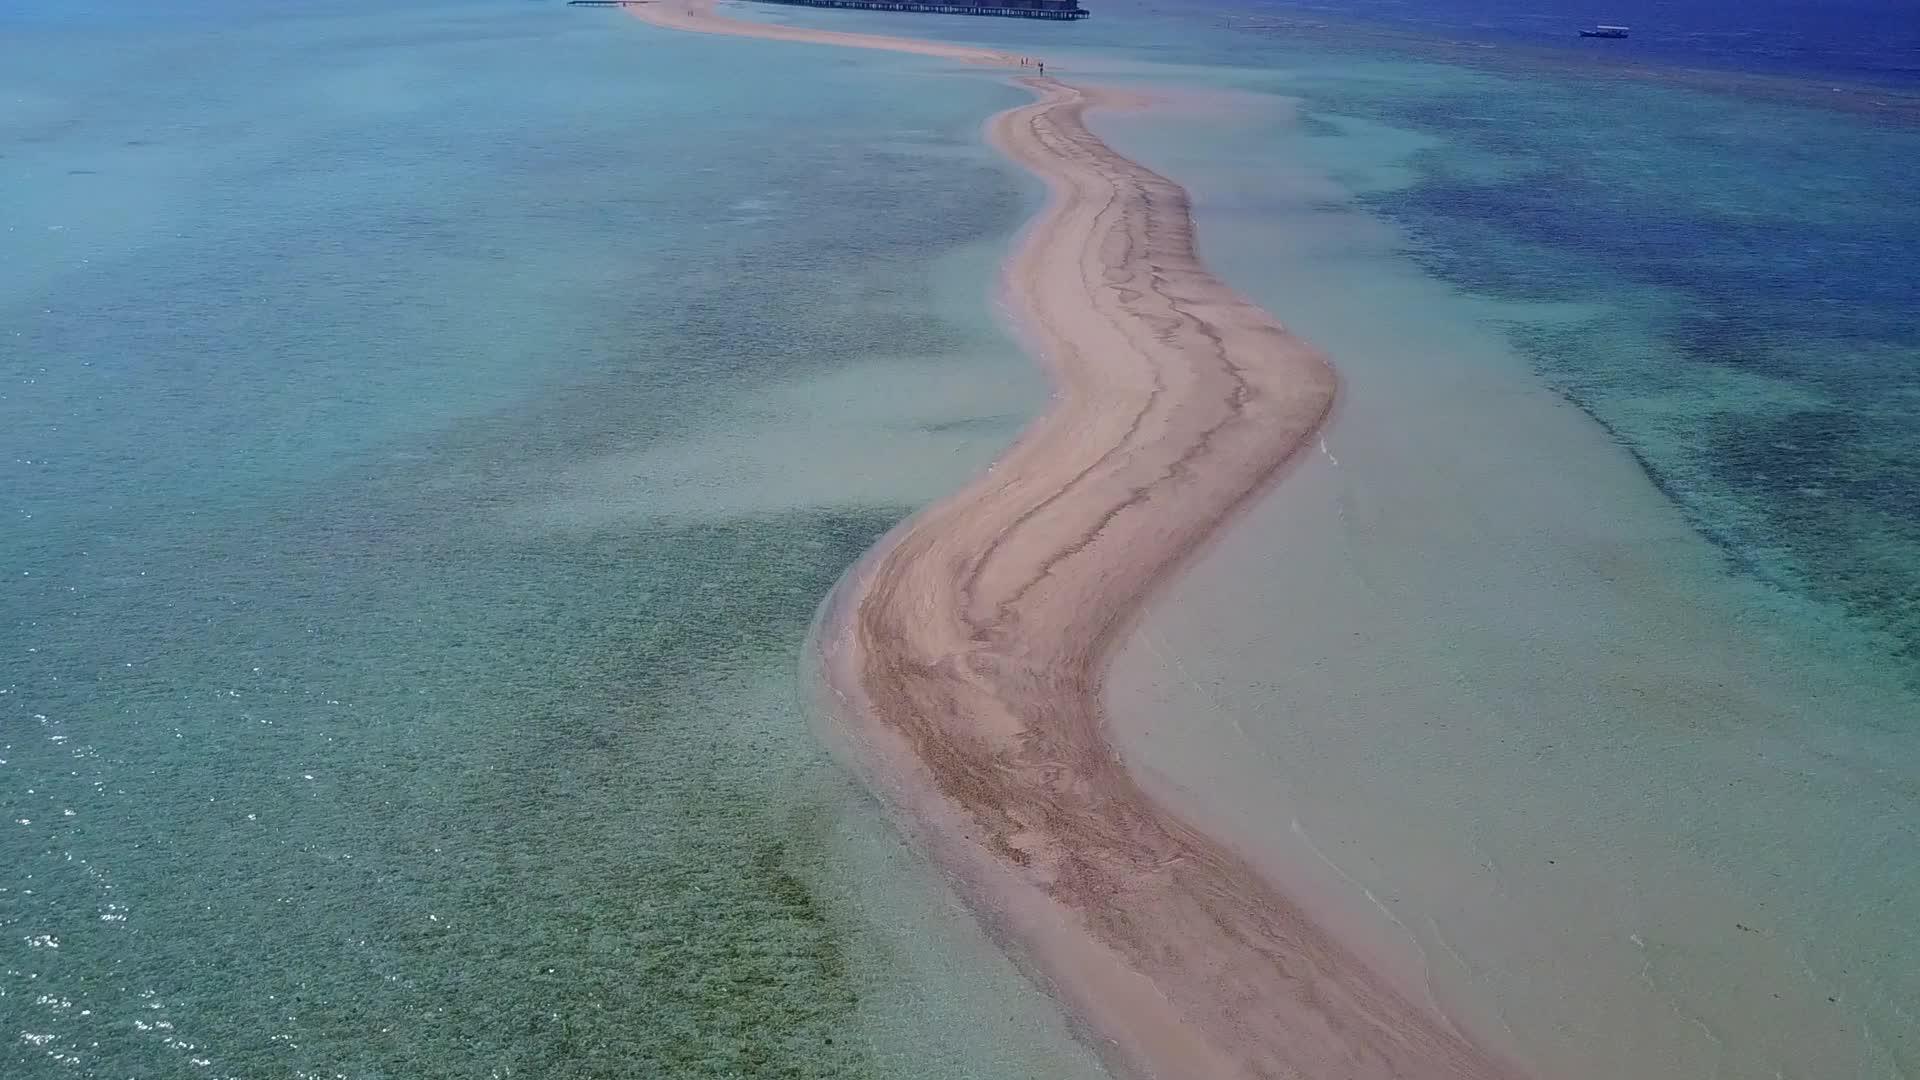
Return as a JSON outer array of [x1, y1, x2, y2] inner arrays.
[[750, 0, 1088, 20]]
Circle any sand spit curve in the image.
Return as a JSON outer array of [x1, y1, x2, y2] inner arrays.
[[631, 3, 1524, 1077]]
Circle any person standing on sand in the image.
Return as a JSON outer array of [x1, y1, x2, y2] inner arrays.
[[1038, 60, 1045, 75]]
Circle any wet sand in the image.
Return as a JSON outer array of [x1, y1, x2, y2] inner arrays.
[[632, 2, 1521, 1076]]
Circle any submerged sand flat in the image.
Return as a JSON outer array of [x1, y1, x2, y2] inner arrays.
[[633, 2, 1518, 1076], [1088, 91, 1920, 1077]]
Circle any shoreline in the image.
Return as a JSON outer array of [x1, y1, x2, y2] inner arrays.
[[631, 3, 1519, 1076]]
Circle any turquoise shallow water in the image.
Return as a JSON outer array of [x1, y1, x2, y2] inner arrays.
[[2, 2, 1103, 1076]]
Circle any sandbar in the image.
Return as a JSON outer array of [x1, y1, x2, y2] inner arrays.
[[629, 2, 1522, 1076]]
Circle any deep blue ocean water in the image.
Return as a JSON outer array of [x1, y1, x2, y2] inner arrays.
[[1243, 3, 1920, 676], [1281, 46, 1920, 674], [1226, 0, 1920, 87]]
